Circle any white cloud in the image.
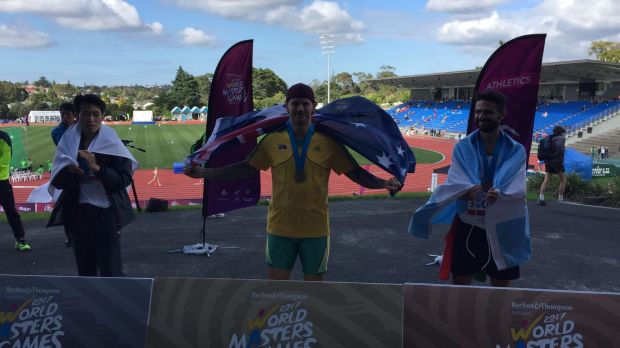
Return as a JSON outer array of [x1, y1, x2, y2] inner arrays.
[[535, 0, 620, 35], [0, 0, 162, 33], [437, 12, 525, 46], [435, 0, 620, 61], [170, 0, 296, 19], [147, 22, 164, 35], [339, 33, 364, 44], [179, 27, 216, 46], [269, 1, 363, 34], [426, 0, 508, 13], [0, 24, 52, 48], [170, 0, 364, 44]]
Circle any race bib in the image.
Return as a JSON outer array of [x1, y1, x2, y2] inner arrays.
[[467, 189, 488, 216]]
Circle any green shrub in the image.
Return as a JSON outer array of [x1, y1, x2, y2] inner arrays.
[[527, 172, 609, 202], [604, 176, 620, 207]]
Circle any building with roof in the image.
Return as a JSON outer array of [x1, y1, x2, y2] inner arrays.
[[27, 111, 60, 123], [372, 59, 620, 102], [170, 106, 207, 121]]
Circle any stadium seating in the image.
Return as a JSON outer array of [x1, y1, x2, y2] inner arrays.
[[388, 100, 472, 134], [388, 100, 620, 138]]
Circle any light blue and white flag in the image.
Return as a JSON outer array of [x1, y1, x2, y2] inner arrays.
[[409, 130, 530, 270]]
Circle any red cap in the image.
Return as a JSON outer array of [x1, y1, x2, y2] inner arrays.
[[285, 83, 315, 103]]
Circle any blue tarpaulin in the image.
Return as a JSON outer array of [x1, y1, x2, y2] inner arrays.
[[564, 147, 592, 180]]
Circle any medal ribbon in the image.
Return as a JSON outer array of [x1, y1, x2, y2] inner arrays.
[[286, 121, 315, 178]]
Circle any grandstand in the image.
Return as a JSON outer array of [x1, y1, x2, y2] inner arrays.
[[387, 99, 620, 138], [374, 59, 620, 152]]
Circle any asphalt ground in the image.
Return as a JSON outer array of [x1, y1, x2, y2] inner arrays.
[[0, 198, 618, 292]]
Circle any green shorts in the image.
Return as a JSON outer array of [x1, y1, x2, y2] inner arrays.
[[266, 234, 330, 276]]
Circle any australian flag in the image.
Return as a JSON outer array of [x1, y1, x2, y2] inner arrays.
[[188, 96, 416, 184]]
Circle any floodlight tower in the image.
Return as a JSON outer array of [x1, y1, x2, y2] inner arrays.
[[320, 34, 335, 104]]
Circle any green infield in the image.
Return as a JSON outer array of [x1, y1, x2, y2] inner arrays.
[[348, 147, 443, 166], [5, 124, 444, 169]]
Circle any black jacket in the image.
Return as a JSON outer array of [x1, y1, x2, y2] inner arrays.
[[46, 153, 135, 230]]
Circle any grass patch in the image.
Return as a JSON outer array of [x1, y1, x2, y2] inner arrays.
[[349, 147, 442, 165], [7, 124, 445, 170], [0, 211, 51, 222], [5, 124, 204, 170]]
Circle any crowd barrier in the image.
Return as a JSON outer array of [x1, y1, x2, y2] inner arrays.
[[1, 275, 619, 347]]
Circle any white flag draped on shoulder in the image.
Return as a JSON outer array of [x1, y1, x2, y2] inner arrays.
[[27, 124, 138, 203], [409, 129, 530, 270]]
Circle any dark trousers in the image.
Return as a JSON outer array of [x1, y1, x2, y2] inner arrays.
[[74, 204, 124, 277], [63, 225, 74, 243], [0, 180, 25, 239]]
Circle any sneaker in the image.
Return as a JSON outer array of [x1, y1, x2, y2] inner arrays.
[[15, 240, 31, 251], [537, 200, 546, 206], [207, 213, 226, 219]]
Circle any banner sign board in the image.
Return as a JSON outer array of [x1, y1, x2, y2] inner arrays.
[[403, 283, 620, 348], [591, 164, 617, 177], [146, 278, 403, 348], [0, 274, 152, 348]]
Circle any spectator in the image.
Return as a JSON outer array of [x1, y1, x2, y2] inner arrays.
[[0, 130, 30, 251], [47, 94, 138, 277], [147, 167, 162, 187], [51, 102, 76, 146], [538, 126, 566, 205], [52, 102, 77, 247]]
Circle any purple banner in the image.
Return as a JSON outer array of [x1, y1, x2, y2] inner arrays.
[[203, 40, 257, 216], [467, 34, 546, 163]]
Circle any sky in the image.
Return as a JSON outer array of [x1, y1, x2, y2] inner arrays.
[[1, 0, 619, 87]]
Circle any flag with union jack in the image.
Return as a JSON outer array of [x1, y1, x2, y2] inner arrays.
[[188, 96, 416, 186]]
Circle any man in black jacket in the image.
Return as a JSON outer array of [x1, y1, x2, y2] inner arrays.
[[47, 94, 138, 276]]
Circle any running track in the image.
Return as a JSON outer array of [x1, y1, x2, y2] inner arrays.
[[12, 135, 538, 203]]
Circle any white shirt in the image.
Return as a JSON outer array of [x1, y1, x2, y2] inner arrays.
[[78, 174, 110, 208]]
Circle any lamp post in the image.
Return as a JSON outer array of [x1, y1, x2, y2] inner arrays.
[[320, 34, 335, 104]]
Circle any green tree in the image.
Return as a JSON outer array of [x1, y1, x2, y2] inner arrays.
[[34, 76, 52, 88], [52, 81, 78, 99], [589, 41, 620, 62], [333, 72, 359, 95], [376, 65, 397, 79], [0, 81, 27, 103], [253, 68, 287, 106], [153, 88, 173, 118], [44, 89, 62, 109], [256, 92, 286, 110], [353, 72, 376, 95], [0, 104, 9, 119], [170, 66, 201, 107], [7, 103, 31, 120], [195, 74, 212, 105], [314, 83, 328, 104], [26, 92, 51, 110]]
